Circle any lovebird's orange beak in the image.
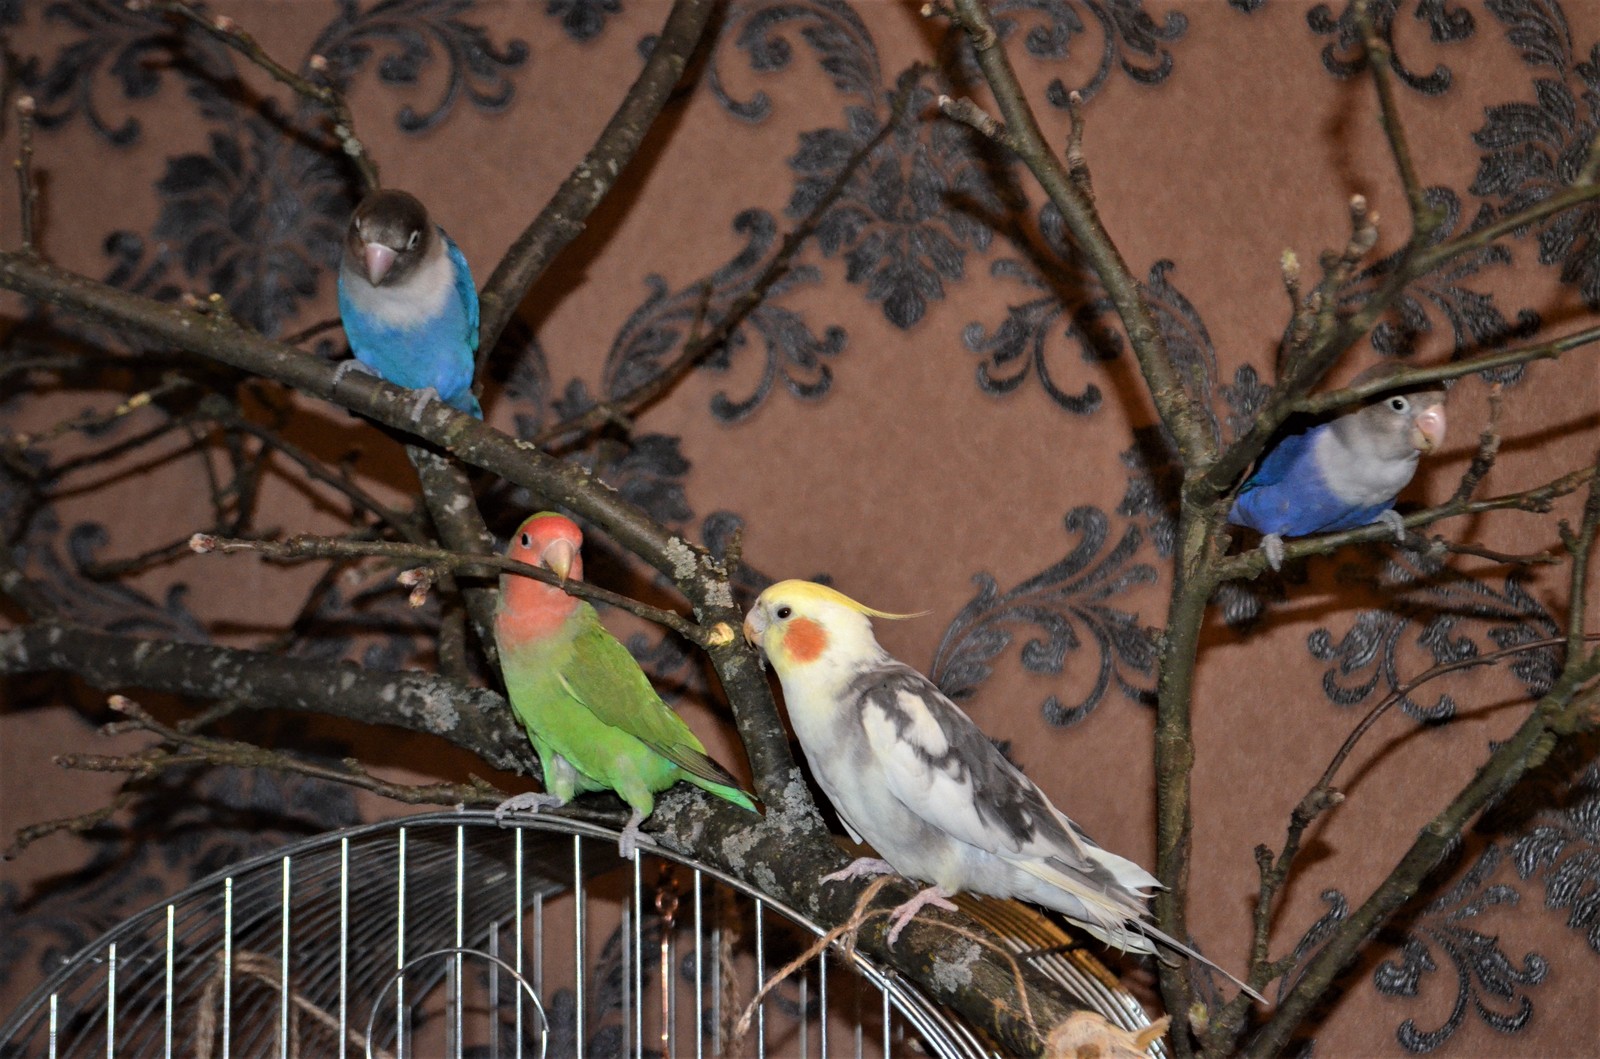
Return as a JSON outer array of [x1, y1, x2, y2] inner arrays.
[[541, 537, 577, 585]]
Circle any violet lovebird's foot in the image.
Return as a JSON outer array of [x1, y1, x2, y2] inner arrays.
[[1261, 533, 1285, 572], [1376, 508, 1406, 543], [494, 791, 564, 825], [616, 808, 646, 861], [885, 885, 958, 944], [821, 857, 896, 886]]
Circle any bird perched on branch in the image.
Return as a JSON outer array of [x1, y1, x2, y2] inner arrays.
[[494, 513, 756, 858], [744, 580, 1262, 1002], [336, 189, 482, 419], [1228, 366, 1446, 570]]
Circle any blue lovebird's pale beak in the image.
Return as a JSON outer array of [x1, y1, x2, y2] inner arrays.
[[1412, 404, 1446, 453], [364, 242, 397, 285]]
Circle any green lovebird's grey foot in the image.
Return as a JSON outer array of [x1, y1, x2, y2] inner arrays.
[[494, 791, 565, 825]]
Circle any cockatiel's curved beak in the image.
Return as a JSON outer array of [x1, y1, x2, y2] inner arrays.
[[364, 242, 397, 285], [1412, 404, 1446, 453], [541, 537, 577, 586], [742, 609, 766, 649]]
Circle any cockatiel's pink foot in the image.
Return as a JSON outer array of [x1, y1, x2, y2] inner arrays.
[[885, 885, 958, 944], [820, 857, 895, 885]]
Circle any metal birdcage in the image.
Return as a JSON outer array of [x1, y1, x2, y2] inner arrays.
[[0, 811, 1166, 1058]]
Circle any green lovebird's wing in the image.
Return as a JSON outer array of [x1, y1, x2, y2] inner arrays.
[[561, 606, 754, 807]]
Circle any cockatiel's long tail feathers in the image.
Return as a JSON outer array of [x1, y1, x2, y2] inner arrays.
[[1014, 854, 1157, 953], [1131, 923, 1269, 1005], [1025, 856, 1270, 1003]]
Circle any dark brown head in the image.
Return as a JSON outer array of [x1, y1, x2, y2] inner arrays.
[[343, 189, 436, 287]]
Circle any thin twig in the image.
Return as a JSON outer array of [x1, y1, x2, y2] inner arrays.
[[1292, 324, 1600, 416], [13, 95, 37, 251], [1563, 450, 1600, 660], [936, 94, 1013, 149], [942, 0, 1212, 466], [537, 75, 908, 447], [476, 0, 721, 357], [54, 694, 509, 810], [147, 0, 377, 190], [4, 789, 139, 859], [191, 531, 735, 648], [1450, 382, 1503, 505], [8, 375, 191, 448], [1412, 535, 1559, 566], [1357, 1, 1435, 230]]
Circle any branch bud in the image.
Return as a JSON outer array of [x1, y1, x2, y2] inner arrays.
[[189, 532, 218, 553]]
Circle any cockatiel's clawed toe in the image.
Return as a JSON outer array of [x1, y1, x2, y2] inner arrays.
[[821, 857, 895, 886], [884, 886, 958, 944]]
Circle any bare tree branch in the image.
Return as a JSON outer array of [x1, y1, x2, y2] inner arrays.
[[475, 0, 722, 356]]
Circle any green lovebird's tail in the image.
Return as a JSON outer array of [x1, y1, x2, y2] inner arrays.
[[689, 774, 758, 813], [658, 741, 758, 813]]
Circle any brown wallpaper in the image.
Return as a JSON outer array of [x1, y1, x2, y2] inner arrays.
[[3, 0, 1599, 1055]]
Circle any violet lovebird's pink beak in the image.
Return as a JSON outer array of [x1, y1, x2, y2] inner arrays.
[[1412, 404, 1446, 453], [364, 242, 397, 285], [541, 538, 577, 586]]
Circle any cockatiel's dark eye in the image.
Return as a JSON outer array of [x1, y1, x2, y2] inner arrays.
[[1388, 396, 1409, 412], [775, 605, 792, 620]]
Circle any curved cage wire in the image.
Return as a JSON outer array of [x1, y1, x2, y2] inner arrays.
[[1, 810, 1166, 1058]]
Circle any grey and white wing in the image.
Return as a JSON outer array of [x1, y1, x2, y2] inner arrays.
[[851, 663, 1085, 862]]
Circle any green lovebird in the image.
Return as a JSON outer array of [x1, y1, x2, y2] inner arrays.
[[493, 512, 757, 858]]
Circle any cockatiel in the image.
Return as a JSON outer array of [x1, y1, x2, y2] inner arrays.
[[744, 580, 1262, 1001], [495, 513, 756, 858], [1229, 367, 1446, 571], [336, 189, 482, 419]]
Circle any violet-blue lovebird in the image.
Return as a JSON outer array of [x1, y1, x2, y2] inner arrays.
[[336, 189, 481, 419], [1229, 370, 1446, 570], [744, 580, 1263, 1002], [494, 513, 756, 859]]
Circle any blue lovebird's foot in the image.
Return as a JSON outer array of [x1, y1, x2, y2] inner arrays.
[[616, 808, 646, 861], [1376, 509, 1406, 543], [331, 358, 379, 389], [885, 885, 958, 944], [821, 856, 896, 885], [408, 386, 444, 423], [494, 791, 565, 825], [1261, 533, 1285, 572]]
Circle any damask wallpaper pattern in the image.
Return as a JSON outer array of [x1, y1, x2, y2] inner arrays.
[[1, 0, 1598, 1055]]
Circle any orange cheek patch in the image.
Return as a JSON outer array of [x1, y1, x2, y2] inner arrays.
[[782, 617, 827, 664]]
